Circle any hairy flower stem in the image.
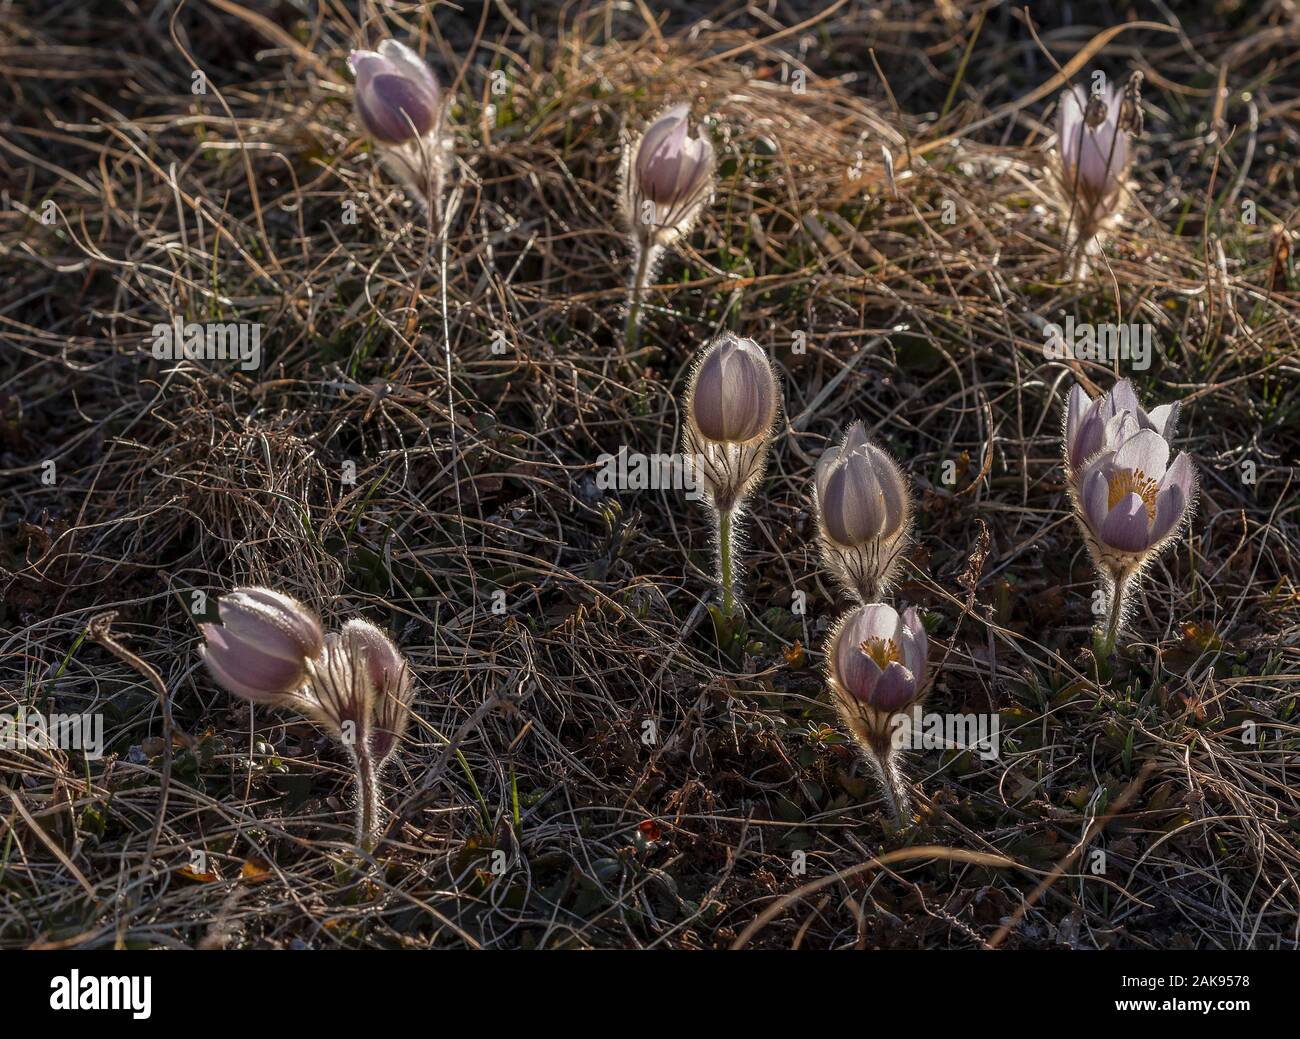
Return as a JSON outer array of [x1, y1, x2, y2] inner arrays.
[[717, 505, 737, 617], [352, 749, 382, 853], [624, 242, 657, 352], [1100, 566, 1134, 661], [868, 748, 912, 829]]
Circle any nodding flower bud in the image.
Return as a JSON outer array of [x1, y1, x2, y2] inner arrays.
[[683, 334, 780, 514], [814, 423, 912, 603], [826, 604, 928, 758], [200, 587, 324, 704], [348, 39, 448, 215], [349, 39, 442, 145], [199, 590, 417, 851], [623, 103, 715, 249], [304, 619, 415, 765]]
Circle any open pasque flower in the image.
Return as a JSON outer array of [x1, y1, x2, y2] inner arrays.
[[1062, 381, 1197, 658], [814, 422, 912, 602], [682, 333, 780, 615], [1076, 430, 1194, 566], [200, 587, 416, 851], [349, 39, 448, 216], [826, 604, 929, 825]]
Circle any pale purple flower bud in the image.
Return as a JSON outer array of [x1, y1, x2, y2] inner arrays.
[[687, 334, 778, 445], [1057, 83, 1129, 200], [349, 39, 441, 145], [815, 422, 909, 546], [829, 604, 928, 714], [200, 587, 323, 703], [813, 423, 912, 602], [624, 103, 715, 245]]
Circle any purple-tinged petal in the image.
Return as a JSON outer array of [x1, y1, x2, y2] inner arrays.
[[899, 607, 928, 685], [201, 626, 303, 702], [357, 73, 438, 143], [1109, 379, 1140, 419], [1150, 452, 1195, 541], [377, 39, 440, 107], [1100, 493, 1152, 553], [835, 644, 883, 703], [866, 443, 909, 537], [1081, 458, 1113, 531], [814, 439, 841, 503], [822, 455, 885, 545], [871, 661, 917, 713]]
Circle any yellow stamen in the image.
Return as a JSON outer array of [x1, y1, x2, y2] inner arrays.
[[859, 636, 900, 669], [1107, 468, 1159, 521]]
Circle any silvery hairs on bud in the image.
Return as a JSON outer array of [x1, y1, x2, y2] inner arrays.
[[301, 618, 416, 850], [349, 39, 450, 219], [813, 422, 913, 604]]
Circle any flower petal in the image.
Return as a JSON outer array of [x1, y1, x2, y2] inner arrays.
[[899, 607, 928, 684], [1113, 428, 1170, 481], [1109, 379, 1140, 419], [822, 454, 884, 545], [1080, 456, 1113, 531], [201, 626, 303, 702], [1150, 452, 1195, 541], [1100, 492, 1151, 553], [377, 39, 440, 107], [866, 443, 908, 537], [871, 661, 917, 713], [1146, 402, 1180, 440]]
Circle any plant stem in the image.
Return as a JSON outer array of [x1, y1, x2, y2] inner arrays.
[[718, 505, 736, 617], [354, 750, 381, 853], [625, 241, 654, 351], [1101, 567, 1131, 661], [869, 749, 912, 828]]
